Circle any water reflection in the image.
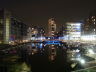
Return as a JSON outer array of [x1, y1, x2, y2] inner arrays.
[[27, 43, 65, 61], [25, 42, 71, 72], [48, 45, 57, 61]]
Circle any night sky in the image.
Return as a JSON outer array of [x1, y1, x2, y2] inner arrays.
[[0, 0, 95, 29]]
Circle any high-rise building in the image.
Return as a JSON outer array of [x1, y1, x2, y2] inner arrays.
[[38, 27, 45, 37], [11, 18, 28, 42], [30, 26, 39, 40], [30, 26, 46, 41], [66, 22, 81, 41], [48, 18, 56, 36], [0, 9, 11, 44], [83, 10, 96, 35], [58, 24, 67, 37], [0, 9, 28, 44]]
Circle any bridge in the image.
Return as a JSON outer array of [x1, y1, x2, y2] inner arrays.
[[43, 40, 62, 45]]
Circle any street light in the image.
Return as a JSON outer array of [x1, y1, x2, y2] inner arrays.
[[77, 58, 85, 64], [80, 59, 85, 64], [88, 49, 94, 54]]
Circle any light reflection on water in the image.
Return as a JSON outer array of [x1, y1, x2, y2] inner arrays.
[[27, 43, 65, 61]]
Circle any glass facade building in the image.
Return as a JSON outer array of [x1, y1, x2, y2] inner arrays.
[[0, 9, 28, 44], [66, 22, 81, 41]]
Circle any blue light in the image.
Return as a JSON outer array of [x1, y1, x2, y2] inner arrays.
[[32, 43, 35, 47], [44, 40, 61, 45], [40, 43, 43, 48]]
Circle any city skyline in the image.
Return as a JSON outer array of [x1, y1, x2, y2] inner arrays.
[[0, 0, 95, 27], [0, 1, 96, 72]]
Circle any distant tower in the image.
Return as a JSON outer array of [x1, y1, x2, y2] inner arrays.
[[48, 18, 56, 36]]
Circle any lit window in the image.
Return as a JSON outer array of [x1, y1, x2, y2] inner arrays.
[[91, 16, 95, 19]]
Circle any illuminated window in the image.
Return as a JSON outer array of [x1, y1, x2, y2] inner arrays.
[[91, 16, 95, 19]]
